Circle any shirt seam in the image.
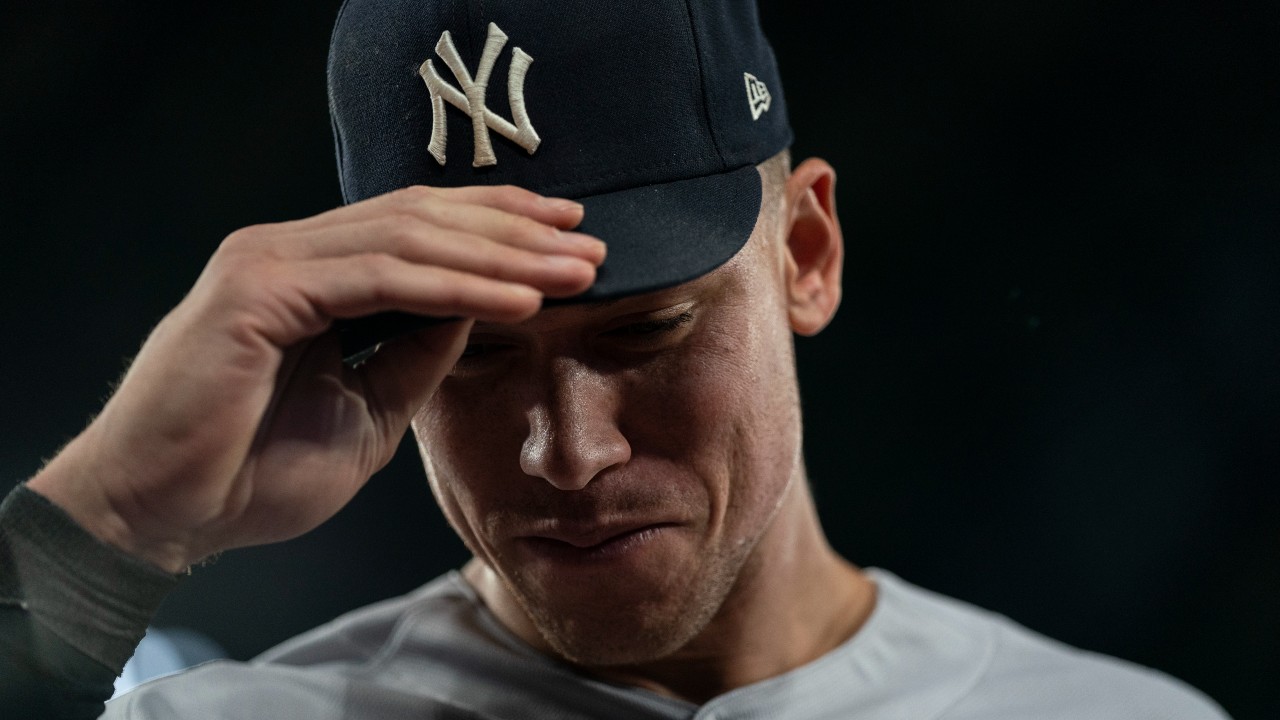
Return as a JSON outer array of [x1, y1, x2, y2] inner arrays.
[[923, 619, 1001, 720]]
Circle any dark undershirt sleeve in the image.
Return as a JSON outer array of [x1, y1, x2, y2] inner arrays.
[[0, 483, 179, 719]]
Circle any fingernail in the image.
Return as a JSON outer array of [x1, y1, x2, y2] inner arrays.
[[562, 231, 606, 252], [541, 197, 584, 212], [546, 254, 595, 272], [506, 282, 542, 299]]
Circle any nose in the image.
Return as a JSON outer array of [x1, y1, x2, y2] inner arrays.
[[519, 359, 631, 490]]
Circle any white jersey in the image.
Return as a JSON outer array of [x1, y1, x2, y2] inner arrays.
[[105, 569, 1228, 719]]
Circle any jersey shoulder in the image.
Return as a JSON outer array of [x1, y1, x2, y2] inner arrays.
[[870, 571, 1230, 720]]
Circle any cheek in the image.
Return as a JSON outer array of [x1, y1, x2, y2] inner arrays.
[[636, 314, 800, 535], [416, 376, 528, 479], [412, 397, 521, 552]]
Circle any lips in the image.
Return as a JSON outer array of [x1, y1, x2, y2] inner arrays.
[[527, 522, 667, 548], [515, 521, 677, 563]]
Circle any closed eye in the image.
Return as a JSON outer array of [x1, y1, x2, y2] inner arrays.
[[454, 310, 695, 374], [608, 311, 694, 337]]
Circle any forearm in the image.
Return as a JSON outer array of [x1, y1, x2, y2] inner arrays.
[[0, 484, 178, 718]]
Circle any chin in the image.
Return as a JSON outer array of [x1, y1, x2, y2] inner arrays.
[[511, 567, 733, 668], [533, 604, 705, 668]]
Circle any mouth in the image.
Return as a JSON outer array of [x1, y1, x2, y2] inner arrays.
[[517, 523, 677, 563]]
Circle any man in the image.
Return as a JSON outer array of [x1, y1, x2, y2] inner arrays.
[[0, 1, 1230, 717]]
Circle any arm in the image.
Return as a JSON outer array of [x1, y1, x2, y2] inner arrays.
[[0, 485, 175, 719], [1, 185, 603, 716]]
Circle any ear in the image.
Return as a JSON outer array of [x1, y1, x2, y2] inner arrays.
[[781, 157, 844, 336]]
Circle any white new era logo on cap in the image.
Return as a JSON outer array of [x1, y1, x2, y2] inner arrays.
[[744, 72, 771, 120]]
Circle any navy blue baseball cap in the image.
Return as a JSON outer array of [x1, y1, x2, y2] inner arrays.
[[328, 0, 791, 358]]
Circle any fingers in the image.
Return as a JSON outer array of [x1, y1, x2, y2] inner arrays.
[[356, 319, 475, 437], [294, 253, 551, 324], [283, 184, 591, 239], [422, 185, 587, 229], [267, 214, 602, 293], [390, 200, 602, 261], [193, 183, 605, 348]]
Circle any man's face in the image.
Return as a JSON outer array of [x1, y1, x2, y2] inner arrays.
[[411, 193, 806, 665]]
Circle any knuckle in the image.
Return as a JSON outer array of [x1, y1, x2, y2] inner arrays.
[[351, 254, 399, 305], [506, 214, 554, 244], [386, 186, 442, 221], [217, 224, 268, 258], [496, 184, 542, 208], [209, 256, 275, 305], [471, 246, 512, 279], [421, 274, 476, 313], [391, 188, 450, 226], [210, 237, 269, 285], [496, 183, 536, 199], [381, 213, 425, 250], [390, 185, 437, 206], [435, 282, 466, 308], [360, 252, 399, 278]]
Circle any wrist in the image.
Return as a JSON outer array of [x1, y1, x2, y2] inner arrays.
[[27, 437, 193, 574]]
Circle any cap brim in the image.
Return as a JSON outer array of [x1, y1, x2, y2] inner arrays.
[[337, 164, 762, 363], [555, 162, 762, 302]]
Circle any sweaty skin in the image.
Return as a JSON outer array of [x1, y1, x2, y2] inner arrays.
[[416, 157, 875, 702], [27, 154, 874, 705], [29, 185, 606, 572]]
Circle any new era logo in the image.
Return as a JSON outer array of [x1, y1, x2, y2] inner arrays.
[[744, 72, 771, 121], [419, 23, 541, 167]]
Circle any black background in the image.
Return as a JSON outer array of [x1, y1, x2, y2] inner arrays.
[[1, 2, 1276, 717]]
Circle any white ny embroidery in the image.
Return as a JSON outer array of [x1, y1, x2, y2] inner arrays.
[[744, 72, 771, 121], [419, 22, 541, 167]]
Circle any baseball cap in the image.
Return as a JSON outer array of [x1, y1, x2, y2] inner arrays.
[[328, 0, 791, 360]]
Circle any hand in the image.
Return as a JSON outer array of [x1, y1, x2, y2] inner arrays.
[[27, 185, 603, 572]]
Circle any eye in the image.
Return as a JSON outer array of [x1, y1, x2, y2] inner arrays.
[[451, 340, 514, 375], [606, 311, 694, 340]]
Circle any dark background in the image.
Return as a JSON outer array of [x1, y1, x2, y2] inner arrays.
[[2, 1, 1275, 717]]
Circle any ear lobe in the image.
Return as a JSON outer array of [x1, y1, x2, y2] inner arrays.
[[783, 158, 844, 336]]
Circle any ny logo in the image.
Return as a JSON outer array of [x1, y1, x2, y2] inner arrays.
[[743, 72, 771, 121], [418, 23, 541, 167]]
